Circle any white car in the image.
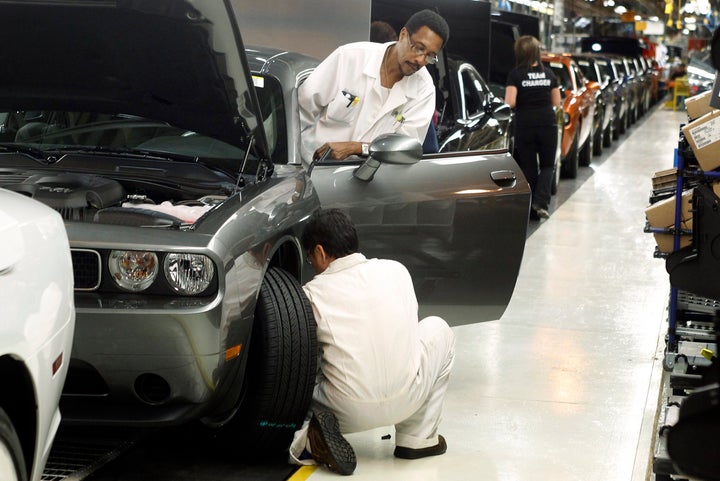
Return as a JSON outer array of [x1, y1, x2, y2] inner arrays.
[[0, 188, 75, 481]]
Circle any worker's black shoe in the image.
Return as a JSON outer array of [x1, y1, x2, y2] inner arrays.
[[394, 435, 447, 460], [308, 411, 356, 475]]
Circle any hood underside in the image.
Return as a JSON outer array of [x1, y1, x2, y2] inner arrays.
[[0, 0, 261, 152]]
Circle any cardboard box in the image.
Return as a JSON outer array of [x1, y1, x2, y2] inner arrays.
[[681, 110, 720, 172], [645, 183, 720, 253], [685, 90, 716, 120], [651, 168, 678, 191], [645, 190, 693, 253]]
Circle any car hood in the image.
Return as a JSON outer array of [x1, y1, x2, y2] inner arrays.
[[0, 0, 265, 158]]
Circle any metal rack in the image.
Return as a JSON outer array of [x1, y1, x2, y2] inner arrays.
[[646, 131, 719, 481]]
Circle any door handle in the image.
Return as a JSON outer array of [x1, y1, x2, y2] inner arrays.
[[491, 170, 516, 186]]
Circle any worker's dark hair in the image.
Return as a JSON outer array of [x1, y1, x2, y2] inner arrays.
[[405, 9, 449, 46], [514, 35, 541, 69], [371, 20, 398, 43], [301, 209, 359, 259]]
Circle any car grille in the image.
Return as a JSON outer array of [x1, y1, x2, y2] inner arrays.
[[71, 249, 101, 291]]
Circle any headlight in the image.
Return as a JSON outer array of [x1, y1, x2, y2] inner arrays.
[[109, 250, 159, 292], [164, 253, 214, 295]]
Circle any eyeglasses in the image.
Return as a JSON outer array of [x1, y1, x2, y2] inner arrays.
[[405, 34, 438, 65]]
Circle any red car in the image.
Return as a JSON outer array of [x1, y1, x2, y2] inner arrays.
[[542, 53, 598, 179]]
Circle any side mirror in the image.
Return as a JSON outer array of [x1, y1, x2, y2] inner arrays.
[[491, 99, 512, 121], [353, 133, 422, 182]]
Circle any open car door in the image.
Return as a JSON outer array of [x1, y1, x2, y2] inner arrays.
[[310, 136, 530, 326]]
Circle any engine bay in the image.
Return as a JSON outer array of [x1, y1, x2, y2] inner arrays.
[[2, 171, 225, 227]]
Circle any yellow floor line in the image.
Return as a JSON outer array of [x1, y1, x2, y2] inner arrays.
[[287, 465, 317, 480]]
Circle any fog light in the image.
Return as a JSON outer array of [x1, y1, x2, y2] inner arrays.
[[164, 253, 214, 295], [109, 250, 158, 291]]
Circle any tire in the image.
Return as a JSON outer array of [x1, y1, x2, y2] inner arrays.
[[0, 407, 27, 481], [603, 122, 612, 148], [579, 123, 592, 167], [593, 119, 603, 156], [618, 112, 626, 135], [551, 148, 561, 195], [561, 131, 579, 179], [222, 267, 317, 458]]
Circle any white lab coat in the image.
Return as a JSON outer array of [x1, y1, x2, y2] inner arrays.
[[289, 253, 455, 463], [298, 41, 436, 161]]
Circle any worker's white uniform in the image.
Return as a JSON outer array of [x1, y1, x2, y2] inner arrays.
[[298, 41, 436, 162], [289, 253, 455, 463]]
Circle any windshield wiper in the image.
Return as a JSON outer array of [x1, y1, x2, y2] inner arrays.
[[44, 145, 198, 163], [0, 143, 56, 163]]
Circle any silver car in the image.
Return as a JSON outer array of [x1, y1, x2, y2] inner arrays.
[[0, 0, 529, 456]]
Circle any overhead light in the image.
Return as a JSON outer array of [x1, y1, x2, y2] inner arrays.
[[686, 23, 697, 30], [592, 43, 602, 51], [634, 15, 641, 20], [614, 5, 627, 13], [649, 16, 659, 21], [683, 28, 690, 34], [684, 16, 697, 23]]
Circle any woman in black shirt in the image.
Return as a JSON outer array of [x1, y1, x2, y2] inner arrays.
[[505, 35, 561, 220]]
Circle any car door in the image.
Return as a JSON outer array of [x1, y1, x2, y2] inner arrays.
[[309, 148, 530, 325]]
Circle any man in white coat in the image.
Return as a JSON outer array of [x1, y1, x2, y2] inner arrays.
[[298, 9, 449, 162], [288, 209, 455, 475]]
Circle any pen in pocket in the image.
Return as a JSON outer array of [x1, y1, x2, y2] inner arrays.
[[342, 90, 359, 108]]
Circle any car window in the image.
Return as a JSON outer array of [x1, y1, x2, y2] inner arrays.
[[571, 64, 585, 86], [252, 74, 288, 164], [545, 62, 572, 91], [458, 66, 487, 119], [594, 59, 614, 81], [576, 59, 599, 82]]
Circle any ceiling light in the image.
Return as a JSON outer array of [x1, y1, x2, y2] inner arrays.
[[634, 15, 641, 20], [684, 16, 697, 23], [614, 5, 627, 13]]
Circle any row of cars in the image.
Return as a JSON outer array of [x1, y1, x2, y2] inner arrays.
[[541, 50, 664, 183], [0, 1, 531, 479]]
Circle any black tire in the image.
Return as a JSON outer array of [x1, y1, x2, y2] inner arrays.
[[223, 267, 317, 458], [618, 112, 626, 135], [561, 131, 579, 179], [551, 153, 560, 195], [603, 122, 612, 148], [0, 407, 27, 481], [593, 120, 603, 156], [579, 124, 592, 167]]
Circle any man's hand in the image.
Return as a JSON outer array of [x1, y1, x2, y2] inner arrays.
[[313, 141, 363, 161]]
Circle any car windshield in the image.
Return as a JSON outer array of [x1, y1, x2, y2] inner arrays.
[[0, 110, 246, 162]]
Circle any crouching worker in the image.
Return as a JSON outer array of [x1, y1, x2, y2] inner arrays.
[[289, 209, 455, 475]]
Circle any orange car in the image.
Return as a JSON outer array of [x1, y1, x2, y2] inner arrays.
[[542, 53, 598, 179]]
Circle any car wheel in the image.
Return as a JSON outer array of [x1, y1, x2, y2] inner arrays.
[[0, 407, 27, 481], [222, 266, 317, 457], [579, 124, 592, 167], [593, 120, 603, 156], [561, 131, 579, 179], [603, 122, 612, 148]]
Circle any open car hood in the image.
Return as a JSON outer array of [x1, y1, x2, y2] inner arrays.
[[0, 0, 264, 157]]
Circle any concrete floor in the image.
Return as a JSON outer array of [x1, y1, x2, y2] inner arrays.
[[292, 105, 688, 480]]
